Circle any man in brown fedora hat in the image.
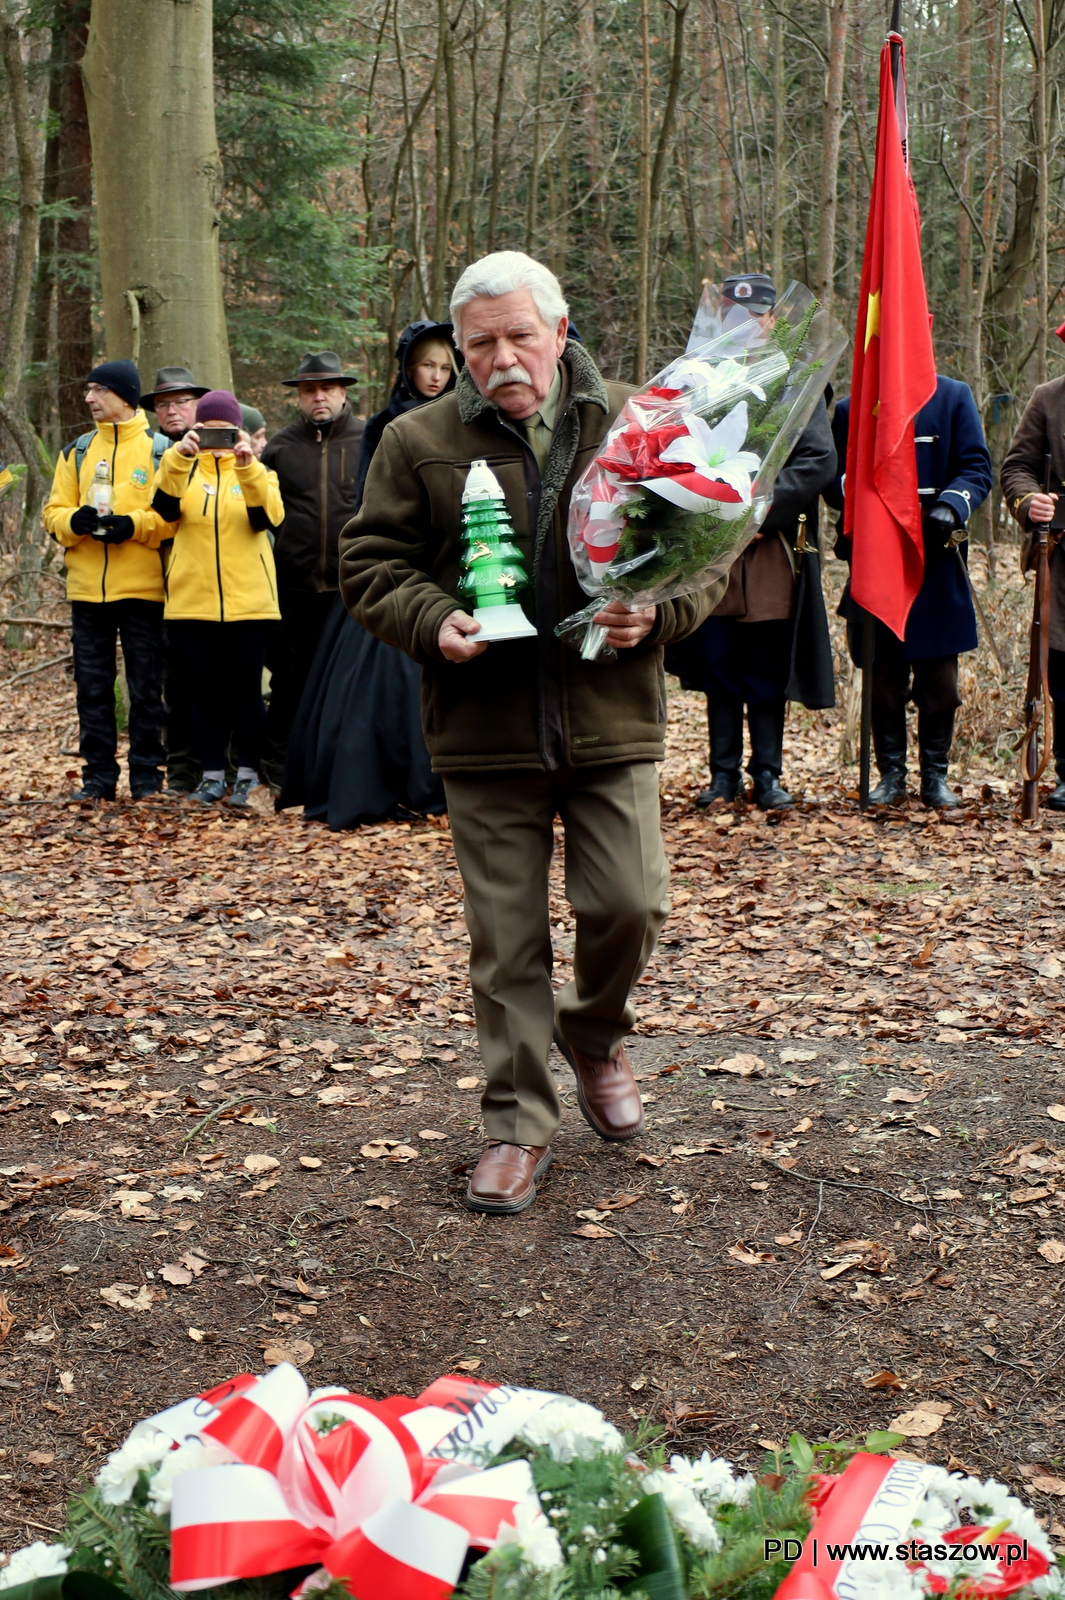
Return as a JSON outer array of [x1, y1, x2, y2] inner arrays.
[[143, 367, 210, 446], [261, 352, 365, 788]]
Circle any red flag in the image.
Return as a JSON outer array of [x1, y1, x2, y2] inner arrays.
[[844, 35, 936, 639]]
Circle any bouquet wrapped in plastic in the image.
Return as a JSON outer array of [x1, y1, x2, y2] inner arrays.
[[559, 281, 848, 659]]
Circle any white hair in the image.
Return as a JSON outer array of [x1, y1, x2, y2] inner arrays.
[[450, 251, 569, 343]]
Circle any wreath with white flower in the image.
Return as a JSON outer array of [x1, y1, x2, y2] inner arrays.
[[0, 1377, 1061, 1600]]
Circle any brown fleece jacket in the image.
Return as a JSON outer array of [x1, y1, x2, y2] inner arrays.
[[338, 339, 722, 774]]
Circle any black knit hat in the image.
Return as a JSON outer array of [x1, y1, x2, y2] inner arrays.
[[86, 359, 141, 410]]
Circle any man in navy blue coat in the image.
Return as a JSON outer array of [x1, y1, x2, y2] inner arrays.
[[826, 376, 992, 807]]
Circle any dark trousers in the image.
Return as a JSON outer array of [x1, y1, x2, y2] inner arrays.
[[163, 629, 201, 792], [846, 618, 960, 713], [70, 599, 166, 795], [263, 588, 337, 784], [167, 620, 274, 774]]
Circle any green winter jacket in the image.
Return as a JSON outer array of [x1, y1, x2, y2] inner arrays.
[[338, 339, 722, 774]]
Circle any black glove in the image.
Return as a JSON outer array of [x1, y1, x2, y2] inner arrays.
[[70, 505, 100, 537], [927, 502, 959, 547], [95, 513, 135, 544]]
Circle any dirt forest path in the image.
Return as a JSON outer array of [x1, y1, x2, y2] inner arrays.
[[3, 649, 1065, 1552]]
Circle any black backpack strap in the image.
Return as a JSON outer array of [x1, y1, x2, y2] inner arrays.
[[71, 430, 98, 475]]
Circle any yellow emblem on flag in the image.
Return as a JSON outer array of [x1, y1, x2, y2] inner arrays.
[[864, 289, 881, 351]]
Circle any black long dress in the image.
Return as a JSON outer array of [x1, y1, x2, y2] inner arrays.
[[277, 321, 456, 828]]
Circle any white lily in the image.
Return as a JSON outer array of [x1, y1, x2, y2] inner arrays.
[[665, 354, 766, 404], [647, 400, 760, 517]]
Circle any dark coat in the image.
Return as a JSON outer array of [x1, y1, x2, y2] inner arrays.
[[665, 397, 838, 708], [338, 339, 722, 774], [261, 402, 365, 596], [826, 376, 992, 661], [1001, 375, 1065, 651], [354, 320, 458, 510]]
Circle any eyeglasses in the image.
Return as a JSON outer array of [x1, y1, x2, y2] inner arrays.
[[155, 395, 195, 409], [84, 384, 111, 397]]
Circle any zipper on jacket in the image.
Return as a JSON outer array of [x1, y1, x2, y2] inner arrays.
[[319, 431, 328, 588], [100, 428, 120, 601], [260, 551, 277, 605], [213, 457, 224, 621]]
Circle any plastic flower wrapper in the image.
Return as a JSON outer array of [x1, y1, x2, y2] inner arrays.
[[558, 280, 847, 660]]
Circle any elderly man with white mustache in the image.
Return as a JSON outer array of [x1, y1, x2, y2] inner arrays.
[[339, 252, 725, 1215]]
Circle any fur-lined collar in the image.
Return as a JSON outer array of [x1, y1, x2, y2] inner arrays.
[[456, 338, 609, 426]]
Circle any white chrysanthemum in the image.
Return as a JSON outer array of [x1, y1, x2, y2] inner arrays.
[[146, 1439, 230, 1514], [94, 1429, 172, 1505], [642, 1471, 721, 1553], [843, 1568, 926, 1600], [518, 1399, 624, 1464], [494, 1502, 564, 1571], [0, 1542, 72, 1588], [667, 1453, 754, 1507], [1033, 1563, 1065, 1597]]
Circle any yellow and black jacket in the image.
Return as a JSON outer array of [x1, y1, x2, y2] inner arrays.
[[153, 445, 284, 622], [43, 411, 169, 603]]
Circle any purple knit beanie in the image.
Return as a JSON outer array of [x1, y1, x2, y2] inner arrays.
[[195, 390, 243, 428]]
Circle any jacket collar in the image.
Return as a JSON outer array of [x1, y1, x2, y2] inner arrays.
[[456, 339, 608, 427], [298, 402, 353, 440], [91, 407, 151, 444]]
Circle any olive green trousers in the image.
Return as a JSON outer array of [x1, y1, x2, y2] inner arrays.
[[442, 761, 669, 1147]]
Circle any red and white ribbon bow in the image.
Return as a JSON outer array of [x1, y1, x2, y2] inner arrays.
[[139, 1367, 559, 1600]]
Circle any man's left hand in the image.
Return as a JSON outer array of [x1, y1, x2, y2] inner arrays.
[[94, 514, 135, 544], [233, 432, 254, 468], [592, 600, 656, 648]]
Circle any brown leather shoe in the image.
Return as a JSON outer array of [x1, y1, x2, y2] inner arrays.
[[554, 1033, 645, 1141], [465, 1142, 552, 1215]]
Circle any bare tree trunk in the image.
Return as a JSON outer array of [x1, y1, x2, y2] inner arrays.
[[577, 0, 606, 254], [955, 0, 973, 377], [464, 0, 482, 264], [647, 0, 689, 366], [0, 8, 51, 648], [430, 0, 459, 311], [524, 0, 546, 251], [56, 0, 92, 438], [814, 0, 848, 315], [1031, 0, 1049, 385], [635, 0, 652, 380], [486, 0, 512, 252], [770, 7, 785, 288], [82, 0, 231, 389], [28, 18, 61, 439], [390, 6, 433, 320]]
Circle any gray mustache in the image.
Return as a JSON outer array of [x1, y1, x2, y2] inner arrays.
[[487, 365, 533, 391]]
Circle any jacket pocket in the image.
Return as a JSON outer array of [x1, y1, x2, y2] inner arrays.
[[260, 552, 277, 605]]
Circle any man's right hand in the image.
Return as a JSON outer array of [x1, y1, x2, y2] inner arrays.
[[176, 429, 200, 458], [70, 505, 99, 537], [1030, 492, 1058, 525], [438, 611, 486, 662]]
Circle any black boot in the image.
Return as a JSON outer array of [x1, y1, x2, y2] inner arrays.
[[747, 697, 793, 809], [918, 708, 961, 808], [1049, 702, 1065, 811], [696, 695, 745, 806], [868, 704, 908, 805]]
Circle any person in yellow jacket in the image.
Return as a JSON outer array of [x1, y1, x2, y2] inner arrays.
[[43, 360, 170, 801], [151, 389, 283, 809]]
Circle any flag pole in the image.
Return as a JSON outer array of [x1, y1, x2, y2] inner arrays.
[[859, 613, 874, 808], [858, 0, 903, 814]]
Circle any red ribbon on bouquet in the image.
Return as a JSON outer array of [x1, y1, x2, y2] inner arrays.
[[596, 423, 691, 482], [774, 1454, 1049, 1600], [144, 1366, 554, 1600]]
